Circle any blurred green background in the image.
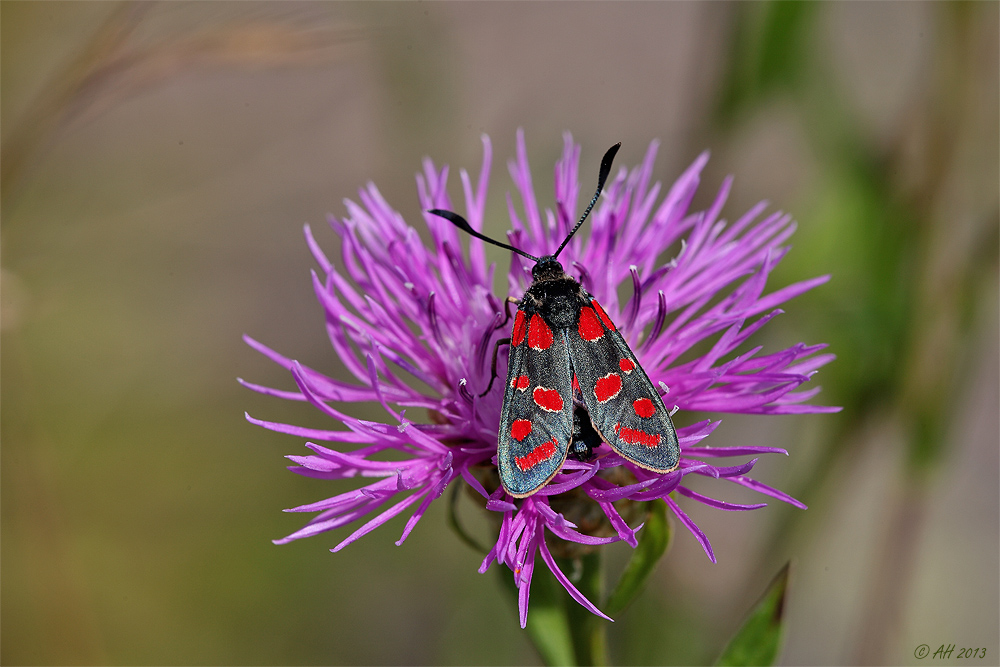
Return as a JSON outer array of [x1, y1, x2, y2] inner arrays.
[[2, 2, 997, 664]]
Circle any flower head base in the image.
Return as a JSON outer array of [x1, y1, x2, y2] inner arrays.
[[243, 130, 837, 628]]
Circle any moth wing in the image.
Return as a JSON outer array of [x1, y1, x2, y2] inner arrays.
[[497, 312, 575, 498], [569, 299, 680, 473]]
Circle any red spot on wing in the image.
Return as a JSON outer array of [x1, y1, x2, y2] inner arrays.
[[614, 423, 662, 448], [510, 375, 530, 390], [577, 306, 604, 341], [515, 437, 558, 471], [594, 372, 622, 403], [592, 299, 616, 331], [619, 358, 635, 373], [510, 419, 532, 441], [633, 398, 655, 418], [572, 374, 580, 393], [511, 310, 527, 346], [528, 314, 554, 350], [533, 387, 564, 412]]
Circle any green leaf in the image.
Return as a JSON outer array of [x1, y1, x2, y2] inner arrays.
[[497, 563, 576, 666], [715, 562, 792, 666], [604, 499, 673, 616]]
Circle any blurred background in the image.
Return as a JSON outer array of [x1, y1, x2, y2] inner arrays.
[[2, 2, 996, 665]]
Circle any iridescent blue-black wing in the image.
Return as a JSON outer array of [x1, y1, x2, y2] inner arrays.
[[497, 310, 575, 497], [568, 297, 680, 473]]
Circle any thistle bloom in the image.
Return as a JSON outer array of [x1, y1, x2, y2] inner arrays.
[[243, 131, 837, 628]]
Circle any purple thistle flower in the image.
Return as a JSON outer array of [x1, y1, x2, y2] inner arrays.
[[243, 130, 838, 628]]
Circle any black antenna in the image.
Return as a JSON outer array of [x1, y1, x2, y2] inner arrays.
[[553, 142, 620, 259], [428, 142, 620, 263], [426, 209, 540, 262]]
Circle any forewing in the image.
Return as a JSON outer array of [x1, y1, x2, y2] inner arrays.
[[497, 311, 575, 497], [570, 299, 680, 473]]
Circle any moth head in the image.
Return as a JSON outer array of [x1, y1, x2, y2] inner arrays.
[[531, 256, 565, 282]]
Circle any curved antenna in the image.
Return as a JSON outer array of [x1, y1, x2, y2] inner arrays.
[[427, 209, 540, 262], [553, 142, 620, 259]]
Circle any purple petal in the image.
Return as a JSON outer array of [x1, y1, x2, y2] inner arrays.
[[331, 490, 427, 552], [396, 469, 454, 545], [303, 223, 332, 274], [487, 499, 518, 512], [728, 475, 808, 509], [694, 458, 759, 478], [510, 128, 544, 243], [245, 412, 370, 442], [460, 467, 490, 499], [756, 403, 843, 415], [533, 466, 598, 495], [238, 377, 305, 401], [677, 485, 767, 511], [517, 536, 537, 629], [586, 476, 658, 502], [599, 501, 639, 547], [664, 496, 716, 563], [748, 275, 831, 315], [683, 445, 789, 458], [538, 534, 613, 622]]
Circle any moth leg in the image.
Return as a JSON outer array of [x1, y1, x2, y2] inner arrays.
[[477, 298, 520, 396], [482, 297, 519, 345], [479, 337, 511, 397], [496, 296, 519, 329]]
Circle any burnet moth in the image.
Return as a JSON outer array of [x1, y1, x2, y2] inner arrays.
[[430, 143, 679, 497]]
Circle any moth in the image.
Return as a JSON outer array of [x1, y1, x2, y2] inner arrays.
[[430, 143, 679, 497]]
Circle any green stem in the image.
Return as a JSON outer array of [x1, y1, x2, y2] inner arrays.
[[561, 552, 608, 667]]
